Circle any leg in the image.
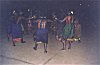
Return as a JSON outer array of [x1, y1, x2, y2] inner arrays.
[[56, 35, 59, 40], [52, 30, 54, 35], [44, 43, 47, 53], [21, 32, 26, 43], [21, 38, 26, 43], [61, 42, 65, 50], [68, 41, 71, 49], [33, 42, 38, 50], [12, 38, 16, 46], [7, 35, 10, 41], [12, 41, 16, 46], [64, 40, 67, 50], [61, 40, 66, 50]]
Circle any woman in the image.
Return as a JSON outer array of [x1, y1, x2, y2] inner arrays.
[[33, 19, 48, 53], [8, 16, 25, 46], [56, 12, 74, 50]]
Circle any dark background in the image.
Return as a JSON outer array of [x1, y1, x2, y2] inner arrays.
[[0, 0, 100, 40], [0, 0, 100, 64]]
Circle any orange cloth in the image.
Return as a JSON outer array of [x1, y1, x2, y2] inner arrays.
[[42, 21, 46, 28], [38, 20, 46, 28], [38, 20, 41, 28]]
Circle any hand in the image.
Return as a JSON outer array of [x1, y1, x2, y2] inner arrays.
[[60, 20, 63, 22]]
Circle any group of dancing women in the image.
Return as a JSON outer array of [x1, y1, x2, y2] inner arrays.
[[7, 11, 81, 53]]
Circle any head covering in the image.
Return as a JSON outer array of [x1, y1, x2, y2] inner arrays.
[[67, 11, 74, 16]]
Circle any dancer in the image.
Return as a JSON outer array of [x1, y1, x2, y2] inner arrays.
[[56, 11, 74, 50], [8, 15, 26, 46], [33, 18, 48, 53], [73, 19, 81, 42]]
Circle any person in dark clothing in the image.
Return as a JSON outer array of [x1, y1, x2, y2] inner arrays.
[[8, 16, 25, 46], [33, 19, 48, 53]]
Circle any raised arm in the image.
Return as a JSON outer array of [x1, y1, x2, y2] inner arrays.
[[62, 17, 66, 22]]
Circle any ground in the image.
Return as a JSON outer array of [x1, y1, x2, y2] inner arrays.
[[0, 32, 99, 65]]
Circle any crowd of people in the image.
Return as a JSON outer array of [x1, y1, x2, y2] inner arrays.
[[7, 10, 81, 53]]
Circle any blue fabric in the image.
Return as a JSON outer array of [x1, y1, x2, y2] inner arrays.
[[35, 28, 48, 43], [8, 23, 22, 39]]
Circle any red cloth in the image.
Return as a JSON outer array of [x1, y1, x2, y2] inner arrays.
[[13, 38, 21, 42]]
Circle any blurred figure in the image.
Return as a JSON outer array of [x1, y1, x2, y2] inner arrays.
[[27, 19, 33, 34], [8, 15, 26, 46], [51, 14, 59, 35], [73, 19, 81, 42], [50, 21, 57, 35]]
